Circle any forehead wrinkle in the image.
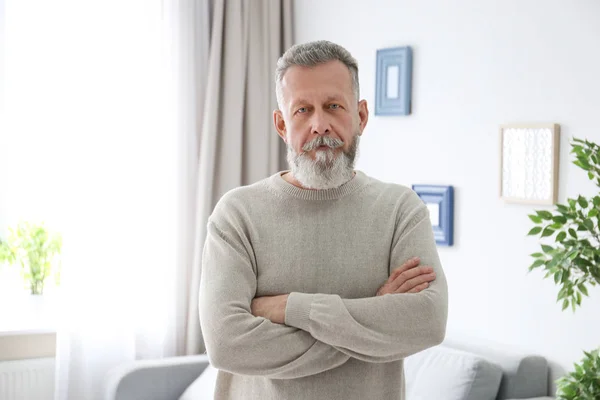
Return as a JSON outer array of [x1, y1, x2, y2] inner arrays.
[[289, 94, 347, 108]]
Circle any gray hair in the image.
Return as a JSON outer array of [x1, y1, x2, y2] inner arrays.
[[275, 40, 360, 108]]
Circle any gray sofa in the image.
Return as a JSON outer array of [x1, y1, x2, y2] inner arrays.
[[104, 339, 555, 400]]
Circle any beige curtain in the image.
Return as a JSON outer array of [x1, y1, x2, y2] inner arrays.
[[170, 0, 212, 357], [185, 0, 293, 355]]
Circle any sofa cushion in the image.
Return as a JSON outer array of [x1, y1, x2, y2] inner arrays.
[[405, 346, 503, 400], [179, 364, 218, 400], [442, 338, 550, 399]]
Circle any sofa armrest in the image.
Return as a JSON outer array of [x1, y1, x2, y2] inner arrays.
[[104, 355, 210, 400]]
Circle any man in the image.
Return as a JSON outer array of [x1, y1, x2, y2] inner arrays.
[[199, 40, 448, 400]]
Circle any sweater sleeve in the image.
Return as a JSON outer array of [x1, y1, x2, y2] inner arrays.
[[284, 200, 448, 363], [199, 220, 350, 379]]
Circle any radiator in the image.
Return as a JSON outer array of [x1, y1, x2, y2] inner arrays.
[[0, 358, 55, 400]]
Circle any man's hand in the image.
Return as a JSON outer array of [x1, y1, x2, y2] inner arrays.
[[251, 294, 289, 324], [376, 257, 436, 296]]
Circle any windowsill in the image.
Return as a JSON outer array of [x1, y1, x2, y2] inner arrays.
[[0, 328, 56, 337], [0, 330, 57, 361]]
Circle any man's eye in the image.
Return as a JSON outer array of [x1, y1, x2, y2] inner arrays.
[[329, 104, 340, 109], [297, 107, 308, 113]]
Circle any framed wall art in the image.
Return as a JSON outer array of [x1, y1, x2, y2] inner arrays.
[[375, 46, 412, 116], [499, 123, 560, 205], [412, 185, 454, 246]]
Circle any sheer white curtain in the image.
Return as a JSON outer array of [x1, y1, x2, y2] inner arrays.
[[29, 1, 212, 399], [50, 1, 170, 399], [164, 0, 212, 357]]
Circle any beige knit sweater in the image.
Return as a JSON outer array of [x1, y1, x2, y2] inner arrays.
[[199, 171, 448, 400]]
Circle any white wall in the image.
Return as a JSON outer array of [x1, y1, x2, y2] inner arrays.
[[294, 0, 600, 377]]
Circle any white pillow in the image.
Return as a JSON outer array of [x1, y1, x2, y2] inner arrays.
[[179, 364, 219, 400], [404, 346, 503, 400]]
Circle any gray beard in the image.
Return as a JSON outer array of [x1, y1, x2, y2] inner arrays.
[[286, 135, 360, 190]]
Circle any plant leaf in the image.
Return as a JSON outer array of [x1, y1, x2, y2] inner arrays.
[[558, 287, 568, 300], [541, 227, 555, 237], [553, 215, 567, 224], [529, 259, 545, 270], [528, 227, 542, 236], [554, 270, 563, 284], [529, 214, 543, 224], [578, 283, 589, 297], [541, 244, 554, 253], [536, 210, 554, 220], [576, 157, 591, 170]]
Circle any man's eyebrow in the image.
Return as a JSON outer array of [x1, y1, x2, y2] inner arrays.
[[290, 96, 345, 108]]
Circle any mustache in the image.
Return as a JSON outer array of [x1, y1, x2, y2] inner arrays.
[[302, 136, 344, 152]]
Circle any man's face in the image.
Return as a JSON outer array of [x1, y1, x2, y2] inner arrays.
[[274, 60, 369, 188]]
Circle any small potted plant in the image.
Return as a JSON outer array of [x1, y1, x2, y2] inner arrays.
[[0, 221, 62, 295]]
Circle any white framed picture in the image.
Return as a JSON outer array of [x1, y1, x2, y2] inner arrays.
[[499, 123, 560, 205]]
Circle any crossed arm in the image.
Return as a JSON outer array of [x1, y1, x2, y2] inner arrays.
[[251, 256, 435, 324], [199, 207, 448, 379]]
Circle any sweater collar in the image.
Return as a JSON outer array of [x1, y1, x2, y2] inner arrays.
[[269, 170, 369, 200]]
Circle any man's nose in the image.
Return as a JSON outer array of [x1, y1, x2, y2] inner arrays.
[[310, 110, 331, 135]]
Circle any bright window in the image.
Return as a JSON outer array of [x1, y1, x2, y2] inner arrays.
[[0, 0, 176, 333]]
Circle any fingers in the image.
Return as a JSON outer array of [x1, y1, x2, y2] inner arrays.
[[388, 264, 435, 293], [377, 257, 436, 296], [397, 272, 436, 293], [387, 257, 420, 283], [407, 282, 429, 293]]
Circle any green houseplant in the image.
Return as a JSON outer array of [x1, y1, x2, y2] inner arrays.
[[0, 221, 62, 295], [527, 137, 600, 400]]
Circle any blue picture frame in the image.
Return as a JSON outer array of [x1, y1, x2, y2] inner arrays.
[[412, 185, 454, 246], [375, 46, 412, 116]]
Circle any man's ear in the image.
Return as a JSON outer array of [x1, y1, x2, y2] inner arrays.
[[273, 110, 287, 141], [357, 100, 369, 136]]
